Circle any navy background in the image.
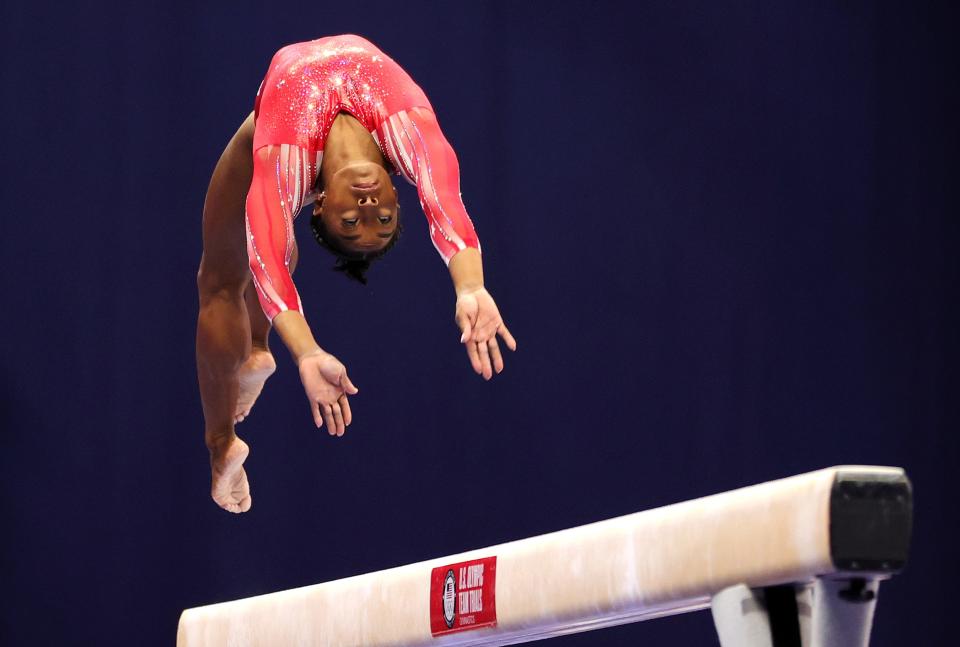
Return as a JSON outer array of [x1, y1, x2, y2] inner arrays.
[[1, 2, 956, 645]]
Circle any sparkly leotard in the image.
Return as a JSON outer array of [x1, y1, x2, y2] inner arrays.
[[246, 35, 480, 321]]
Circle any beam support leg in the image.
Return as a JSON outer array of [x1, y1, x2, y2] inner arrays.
[[809, 577, 880, 647], [712, 583, 812, 647], [712, 578, 881, 647]]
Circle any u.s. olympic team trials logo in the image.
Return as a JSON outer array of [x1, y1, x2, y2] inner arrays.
[[442, 569, 457, 628], [430, 556, 497, 637]]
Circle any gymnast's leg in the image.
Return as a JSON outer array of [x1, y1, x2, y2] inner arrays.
[[233, 244, 299, 424], [196, 112, 257, 513], [233, 285, 276, 424]]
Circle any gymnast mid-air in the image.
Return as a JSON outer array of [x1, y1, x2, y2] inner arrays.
[[196, 35, 516, 513]]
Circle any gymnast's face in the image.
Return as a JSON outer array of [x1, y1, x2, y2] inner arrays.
[[314, 162, 399, 254]]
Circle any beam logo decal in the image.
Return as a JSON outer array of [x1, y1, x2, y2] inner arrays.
[[430, 556, 497, 637]]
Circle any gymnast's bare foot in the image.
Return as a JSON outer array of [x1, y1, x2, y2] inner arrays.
[[235, 349, 276, 423], [210, 436, 252, 513]]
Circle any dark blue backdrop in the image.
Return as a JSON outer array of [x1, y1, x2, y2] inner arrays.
[[1, 2, 956, 645]]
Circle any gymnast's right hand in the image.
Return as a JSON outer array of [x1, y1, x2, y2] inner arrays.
[[297, 350, 359, 436]]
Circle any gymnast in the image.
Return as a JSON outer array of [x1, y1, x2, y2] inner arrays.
[[196, 35, 516, 513]]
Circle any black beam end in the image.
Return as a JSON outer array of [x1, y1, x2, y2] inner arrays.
[[830, 469, 913, 573]]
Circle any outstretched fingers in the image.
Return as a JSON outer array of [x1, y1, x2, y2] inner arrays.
[[488, 338, 504, 374], [339, 393, 353, 426], [463, 328, 515, 378], [465, 338, 482, 375], [320, 404, 337, 436], [311, 399, 350, 436], [498, 324, 517, 351], [476, 339, 493, 380], [328, 403, 345, 436], [340, 372, 359, 395]]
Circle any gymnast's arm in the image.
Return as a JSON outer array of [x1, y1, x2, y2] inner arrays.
[[246, 146, 358, 434], [383, 107, 517, 378]]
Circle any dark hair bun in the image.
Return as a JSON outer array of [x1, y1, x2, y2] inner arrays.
[[333, 257, 371, 284]]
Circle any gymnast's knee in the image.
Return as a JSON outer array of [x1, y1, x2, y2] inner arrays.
[[196, 261, 249, 305]]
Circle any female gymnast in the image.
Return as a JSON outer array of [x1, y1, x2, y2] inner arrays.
[[197, 35, 516, 513]]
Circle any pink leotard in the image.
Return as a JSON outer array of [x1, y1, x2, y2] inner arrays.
[[246, 35, 481, 321]]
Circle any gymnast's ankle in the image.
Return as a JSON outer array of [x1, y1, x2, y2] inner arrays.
[[205, 429, 237, 455]]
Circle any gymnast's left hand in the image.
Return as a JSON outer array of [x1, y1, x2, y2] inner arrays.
[[297, 350, 359, 436], [455, 287, 517, 380]]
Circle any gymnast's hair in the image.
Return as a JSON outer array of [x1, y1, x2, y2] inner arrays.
[[309, 208, 402, 285]]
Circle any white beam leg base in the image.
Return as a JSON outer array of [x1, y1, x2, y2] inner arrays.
[[712, 583, 812, 647], [712, 578, 880, 647], [810, 577, 880, 647]]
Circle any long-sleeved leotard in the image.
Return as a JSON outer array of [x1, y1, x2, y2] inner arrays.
[[246, 35, 481, 321]]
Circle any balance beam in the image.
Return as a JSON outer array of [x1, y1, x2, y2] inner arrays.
[[177, 465, 911, 646]]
